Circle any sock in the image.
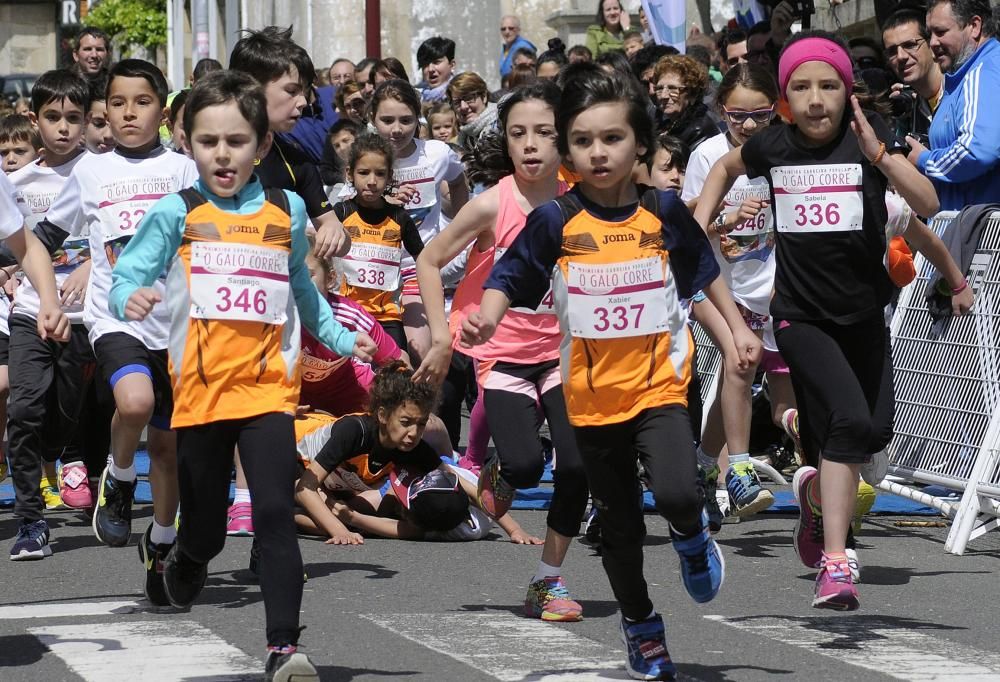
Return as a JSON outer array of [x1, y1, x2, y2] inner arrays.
[[625, 609, 656, 623], [150, 520, 176, 546], [233, 488, 251, 505], [727, 452, 750, 468], [531, 560, 562, 584], [108, 461, 136, 483], [696, 447, 717, 471]]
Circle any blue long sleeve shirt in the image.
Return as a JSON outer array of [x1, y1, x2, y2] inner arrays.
[[918, 38, 1000, 210]]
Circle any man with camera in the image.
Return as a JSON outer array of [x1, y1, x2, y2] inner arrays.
[[882, 9, 943, 142], [905, 0, 1000, 209]]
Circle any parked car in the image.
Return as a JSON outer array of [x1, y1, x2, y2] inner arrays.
[[1, 74, 37, 106]]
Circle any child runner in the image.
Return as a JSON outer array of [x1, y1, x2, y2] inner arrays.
[[110, 69, 375, 681], [415, 81, 590, 623], [682, 62, 788, 518], [0, 170, 70, 558], [83, 75, 115, 155], [335, 133, 424, 357], [12, 62, 198, 592], [464, 65, 757, 680], [5, 70, 95, 535], [647, 134, 688, 193], [693, 31, 939, 611]]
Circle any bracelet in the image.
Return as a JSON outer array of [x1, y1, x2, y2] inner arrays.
[[870, 142, 886, 166], [713, 213, 727, 235], [952, 279, 968, 295]]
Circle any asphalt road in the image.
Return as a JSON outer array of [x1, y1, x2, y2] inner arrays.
[[2, 497, 1000, 682]]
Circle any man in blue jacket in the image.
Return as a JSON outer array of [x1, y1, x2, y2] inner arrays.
[[499, 15, 536, 80], [907, 0, 1000, 210]]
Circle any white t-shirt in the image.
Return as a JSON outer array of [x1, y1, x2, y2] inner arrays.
[[0, 172, 29, 336], [8, 154, 90, 322], [393, 138, 464, 271], [44, 147, 198, 349], [682, 133, 776, 316]]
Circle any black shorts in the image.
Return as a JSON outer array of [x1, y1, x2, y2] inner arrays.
[[93, 332, 173, 430], [379, 319, 408, 354], [0, 329, 8, 366]]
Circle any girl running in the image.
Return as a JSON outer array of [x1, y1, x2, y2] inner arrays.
[[464, 65, 758, 680], [693, 31, 939, 611], [334, 133, 425, 358], [414, 82, 589, 623]]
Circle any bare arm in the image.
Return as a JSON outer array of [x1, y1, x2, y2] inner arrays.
[[294, 465, 364, 544], [692, 149, 744, 231], [459, 288, 512, 348], [904, 214, 974, 314], [442, 172, 470, 219], [5, 228, 69, 341]]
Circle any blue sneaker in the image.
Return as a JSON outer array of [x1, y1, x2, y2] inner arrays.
[[670, 515, 725, 603], [10, 519, 52, 561], [619, 613, 676, 680], [725, 460, 774, 517]]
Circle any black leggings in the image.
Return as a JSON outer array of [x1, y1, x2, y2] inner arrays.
[[176, 412, 302, 647], [483, 360, 589, 538], [438, 350, 475, 450], [775, 315, 894, 465], [575, 404, 703, 621]]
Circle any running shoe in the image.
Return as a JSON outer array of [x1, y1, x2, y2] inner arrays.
[[226, 502, 254, 536], [162, 544, 207, 608], [584, 506, 602, 545], [698, 465, 723, 533], [40, 476, 63, 509], [524, 576, 583, 622], [792, 466, 824, 568], [845, 548, 861, 583], [781, 408, 803, 459], [93, 465, 136, 547], [138, 523, 173, 607], [59, 463, 93, 510], [813, 553, 860, 611], [264, 647, 319, 682], [619, 613, 676, 681], [853, 481, 876, 535], [477, 456, 515, 519], [9, 519, 51, 560], [670, 514, 725, 603], [716, 488, 731, 521], [725, 461, 774, 517], [861, 449, 889, 486]]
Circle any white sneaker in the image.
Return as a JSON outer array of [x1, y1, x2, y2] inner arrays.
[[716, 489, 735, 522], [846, 548, 861, 583], [861, 450, 889, 486]]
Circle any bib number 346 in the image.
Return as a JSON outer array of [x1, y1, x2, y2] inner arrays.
[[190, 242, 289, 324]]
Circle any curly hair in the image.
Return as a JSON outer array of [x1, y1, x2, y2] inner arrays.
[[369, 361, 439, 418], [652, 55, 710, 101]]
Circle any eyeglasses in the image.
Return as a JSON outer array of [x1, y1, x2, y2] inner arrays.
[[884, 38, 925, 60], [723, 106, 775, 125], [653, 84, 688, 96], [450, 93, 484, 108]]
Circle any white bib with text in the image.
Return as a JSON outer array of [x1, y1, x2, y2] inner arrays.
[[567, 257, 669, 339], [189, 242, 289, 324], [771, 164, 863, 233]]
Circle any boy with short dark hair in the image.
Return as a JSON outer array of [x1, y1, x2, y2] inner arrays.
[[0, 114, 41, 174], [417, 36, 457, 103]]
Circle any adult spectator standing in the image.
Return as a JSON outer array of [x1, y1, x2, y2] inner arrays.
[[882, 9, 944, 141], [908, 0, 1000, 209], [71, 27, 110, 78], [586, 0, 630, 58], [718, 29, 749, 74], [328, 58, 356, 89], [499, 15, 535, 80]]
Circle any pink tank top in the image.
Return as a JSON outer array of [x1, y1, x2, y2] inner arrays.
[[449, 175, 567, 363]]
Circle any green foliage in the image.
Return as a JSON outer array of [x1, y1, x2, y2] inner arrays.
[[84, 0, 168, 52]]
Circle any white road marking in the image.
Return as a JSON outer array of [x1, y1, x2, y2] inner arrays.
[[27, 620, 261, 681], [707, 614, 1000, 681], [362, 612, 630, 681], [0, 600, 146, 620]]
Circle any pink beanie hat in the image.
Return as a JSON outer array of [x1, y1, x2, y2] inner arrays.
[[778, 37, 854, 99]]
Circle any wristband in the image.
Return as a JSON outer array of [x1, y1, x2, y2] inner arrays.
[[870, 142, 886, 166], [713, 213, 726, 235], [952, 279, 968, 295]]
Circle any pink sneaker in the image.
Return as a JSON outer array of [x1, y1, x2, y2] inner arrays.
[[477, 458, 515, 519], [59, 463, 93, 510], [813, 554, 860, 610], [226, 502, 254, 536], [792, 466, 824, 569]]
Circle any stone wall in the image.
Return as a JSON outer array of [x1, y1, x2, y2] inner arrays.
[[0, 3, 58, 75]]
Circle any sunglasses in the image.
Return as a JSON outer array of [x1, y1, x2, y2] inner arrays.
[[723, 106, 775, 125]]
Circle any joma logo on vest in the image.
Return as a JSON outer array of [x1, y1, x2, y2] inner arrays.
[[226, 225, 261, 235], [363, 228, 382, 237], [602, 233, 635, 245]]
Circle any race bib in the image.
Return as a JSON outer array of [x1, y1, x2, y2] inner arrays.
[[189, 242, 289, 324], [341, 242, 402, 291], [496, 246, 555, 315], [567, 257, 670, 339], [721, 177, 775, 264], [394, 165, 438, 211], [97, 197, 160, 243], [771, 164, 863, 233]]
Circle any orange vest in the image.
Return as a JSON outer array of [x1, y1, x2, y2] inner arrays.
[[169, 188, 300, 427], [338, 201, 408, 322], [551, 192, 693, 426]]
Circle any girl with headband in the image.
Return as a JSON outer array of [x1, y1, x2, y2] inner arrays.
[[694, 31, 938, 611]]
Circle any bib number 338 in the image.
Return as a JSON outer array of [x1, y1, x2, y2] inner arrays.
[[567, 257, 670, 339], [189, 242, 289, 324]]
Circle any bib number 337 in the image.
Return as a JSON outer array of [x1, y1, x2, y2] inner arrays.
[[189, 242, 289, 324], [567, 257, 670, 339]]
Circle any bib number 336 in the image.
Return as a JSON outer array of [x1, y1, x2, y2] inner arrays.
[[189, 242, 289, 324]]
